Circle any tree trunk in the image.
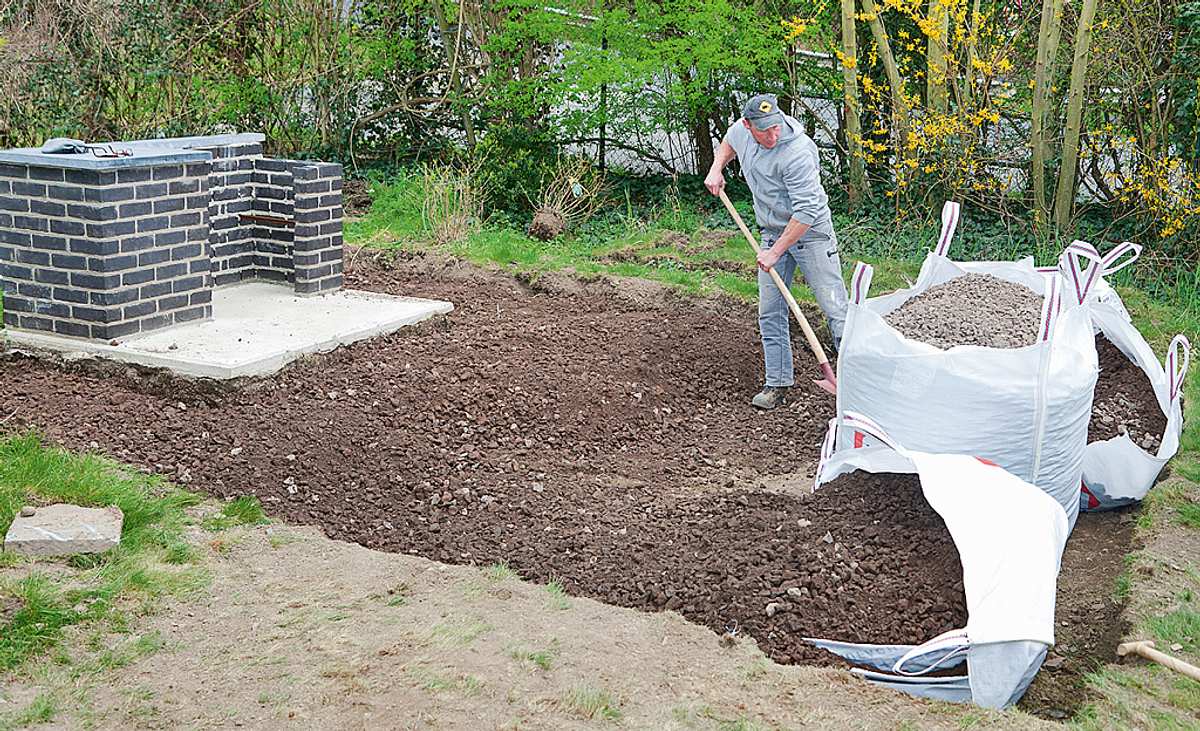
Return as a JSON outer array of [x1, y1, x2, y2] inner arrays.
[[926, 0, 949, 113], [1053, 0, 1100, 231], [963, 0, 982, 102], [1031, 0, 1064, 228], [840, 0, 867, 206], [693, 112, 715, 175], [861, 0, 910, 159], [680, 68, 716, 175], [432, 0, 476, 147]]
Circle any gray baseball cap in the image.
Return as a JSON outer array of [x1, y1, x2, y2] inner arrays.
[[742, 94, 785, 130]]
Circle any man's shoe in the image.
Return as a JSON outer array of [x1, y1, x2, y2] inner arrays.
[[751, 386, 789, 410]]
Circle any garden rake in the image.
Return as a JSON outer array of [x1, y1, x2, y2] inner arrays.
[[718, 189, 837, 396]]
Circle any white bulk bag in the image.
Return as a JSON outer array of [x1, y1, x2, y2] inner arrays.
[[1081, 313, 1190, 511], [915, 207, 1185, 510], [989, 240, 1188, 511], [834, 219, 1101, 529], [809, 413, 1069, 709], [1031, 240, 1138, 324]]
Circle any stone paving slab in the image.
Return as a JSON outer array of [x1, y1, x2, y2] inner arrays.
[[4, 504, 124, 556]]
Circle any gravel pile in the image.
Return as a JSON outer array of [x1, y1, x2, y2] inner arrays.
[[885, 274, 1044, 349]]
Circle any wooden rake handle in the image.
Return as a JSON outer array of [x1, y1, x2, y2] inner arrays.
[[718, 189, 830, 368], [1118, 641, 1200, 682]]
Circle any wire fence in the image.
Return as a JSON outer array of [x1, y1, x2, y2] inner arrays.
[[592, 92, 1142, 212]]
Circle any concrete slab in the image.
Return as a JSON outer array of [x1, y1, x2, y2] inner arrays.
[[0, 145, 208, 170], [4, 504, 124, 556], [0, 133, 264, 170], [4, 283, 453, 379]]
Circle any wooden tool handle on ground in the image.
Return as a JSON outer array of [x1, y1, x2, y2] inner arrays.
[[1118, 641, 1200, 682], [718, 189, 830, 367]]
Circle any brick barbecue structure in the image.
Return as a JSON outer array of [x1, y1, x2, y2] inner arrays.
[[0, 133, 343, 341]]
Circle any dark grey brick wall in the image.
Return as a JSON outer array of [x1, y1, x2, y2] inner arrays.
[[292, 163, 343, 295], [0, 134, 344, 342], [250, 159, 296, 283], [0, 161, 212, 340], [202, 142, 262, 286], [202, 148, 343, 291]]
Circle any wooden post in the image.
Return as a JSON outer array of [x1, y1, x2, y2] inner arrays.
[[1031, 0, 1065, 228], [840, 0, 867, 206], [1053, 0, 1100, 231]]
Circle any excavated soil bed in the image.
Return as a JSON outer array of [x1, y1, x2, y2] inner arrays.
[[0, 251, 1133, 717], [1090, 336, 1168, 451]]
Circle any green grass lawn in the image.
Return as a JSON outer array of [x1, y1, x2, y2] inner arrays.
[[0, 434, 271, 728], [0, 434, 208, 672]]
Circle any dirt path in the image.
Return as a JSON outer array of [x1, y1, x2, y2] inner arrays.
[[0, 251, 1133, 720], [16, 517, 1051, 730], [1021, 508, 1135, 717]]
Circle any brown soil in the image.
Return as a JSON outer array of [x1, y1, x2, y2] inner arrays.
[[697, 229, 737, 251], [0, 595, 20, 625], [480, 471, 968, 665], [529, 209, 565, 240], [885, 273, 1044, 349], [657, 230, 691, 249], [1090, 336, 1168, 451], [0, 252, 1132, 719], [342, 178, 373, 217], [600, 228, 744, 274], [604, 247, 745, 274], [655, 229, 735, 253], [1021, 508, 1136, 719]]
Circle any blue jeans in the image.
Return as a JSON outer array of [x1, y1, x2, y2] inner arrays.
[[758, 227, 849, 387]]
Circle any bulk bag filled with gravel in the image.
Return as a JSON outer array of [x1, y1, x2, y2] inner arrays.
[[1081, 309, 1190, 511], [810, 413, 1069, 709], [945, 232, 1190, 512], [833, 228, 1101, 528]]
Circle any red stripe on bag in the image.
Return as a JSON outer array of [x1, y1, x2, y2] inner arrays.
[[1081, 482, 1099, 510], [937, 204, 958, 255], [974, 457, 999, 467], [854, 266, 868, 303], [854, 431, 864, 448]]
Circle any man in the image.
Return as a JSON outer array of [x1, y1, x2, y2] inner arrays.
[[704, 93, 849, 410]]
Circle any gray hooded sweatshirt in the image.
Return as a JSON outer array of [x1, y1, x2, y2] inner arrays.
[[723, 114, 832, 237]]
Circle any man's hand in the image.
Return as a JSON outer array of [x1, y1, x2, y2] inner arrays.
[[704, 170, 725, 196], [756, 247, 781, 272]]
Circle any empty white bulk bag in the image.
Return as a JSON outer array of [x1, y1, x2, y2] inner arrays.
[[1030, 238, 1139, 324], [811, 413, 1069, 709], [942, 230, 1189, 512]]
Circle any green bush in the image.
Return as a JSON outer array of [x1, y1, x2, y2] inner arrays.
[[474, 126, 561, 216]]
